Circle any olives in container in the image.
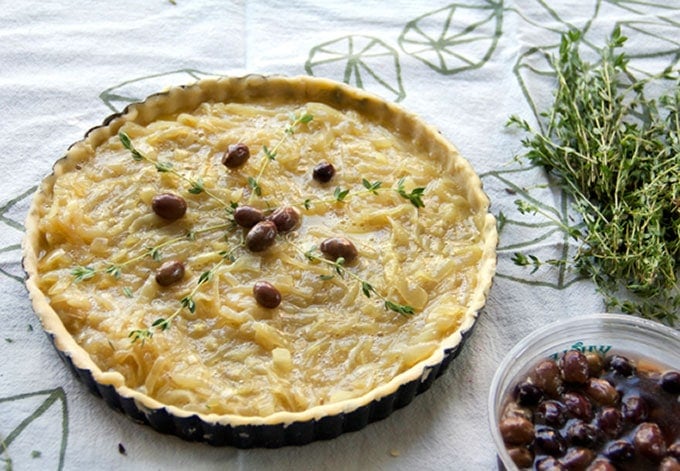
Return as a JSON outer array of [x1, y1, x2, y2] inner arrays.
[[488, 314, 680, 471]]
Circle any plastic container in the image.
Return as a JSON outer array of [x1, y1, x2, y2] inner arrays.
[[488, 313, 680, 470]]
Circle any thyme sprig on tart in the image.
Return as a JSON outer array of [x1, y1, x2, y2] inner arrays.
[[247, 111, 314, 199], [128, 243, 243, 343], [300, 243, 415, 316], [70, 222, 234, 282], [119, 131, 227, 206], [301, 177, 425, 210]]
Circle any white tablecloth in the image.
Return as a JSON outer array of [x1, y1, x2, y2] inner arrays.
[[1, 1, 678, 469]]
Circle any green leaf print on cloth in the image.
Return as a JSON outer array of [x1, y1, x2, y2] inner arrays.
[[0, 186, 36, 284], [398, 1, 503, 75], [481, 165, 583, 290], [305, 35, 405, 102], [99, 69, 219, 112], [0, 388, 68, 471]]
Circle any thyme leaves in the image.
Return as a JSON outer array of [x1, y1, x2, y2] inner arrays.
[[510, 27, 680, 325], [300, 178, 424, 209], [70, 223, 232, 283], [396, 178, 425, 208], [129, 244, 241, 343], [119, 131, 228, 207], [248, 111, 314, 202], [300, 245, 415, 317]]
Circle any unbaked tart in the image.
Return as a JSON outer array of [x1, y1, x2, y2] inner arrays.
[[23, 75, 497, 447]]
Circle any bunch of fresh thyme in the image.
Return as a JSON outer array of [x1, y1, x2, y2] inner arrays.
[[509, 27, 679, 325]]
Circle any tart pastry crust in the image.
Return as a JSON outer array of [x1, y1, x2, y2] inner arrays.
[[22, 75, 497, 446]]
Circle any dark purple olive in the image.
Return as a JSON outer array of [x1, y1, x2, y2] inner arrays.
[[534, 427, 567, 456], [536, 456, 566, 471], [669, 441, 680, 460], [562, 392, 593, 420], [319, 237, 358, 264], [499, 416, 534, 445], [604, 440, 635, 462], [245, 220, 278, 252], [659, 457, 680, 471], [565, 420, 600, 448], [253, 281, 281, 308], [267, 206, 301, 233], [622, 395, 648, 423], [155, 260, 185, 286], [560, 350, 590, 384], [312, 161, 335, 183], [507, 447, 534, 468], [516, 381, 544, 407], [233, 205, 264, 228], [660, 371, 680, 394], [151, 193, 187, 220], [633, 422, 667, 461], [596, 407, 623, 437], [586, 459, 616, 471], [561, 447, 596, 470], [533, 360, 564, 397], [536, 400, 568, 427], [222, 143, 250, 168], [606, 355, 635, 377]]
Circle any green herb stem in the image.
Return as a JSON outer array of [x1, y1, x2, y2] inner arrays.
[[300, 184, 381, 209], [289, 241, 415, 317], [247, 111, 313, 203], [299, 178, 426, 210], [72, 222, 234, 282], [510, 26, 680, 324], [129, 243, 242, 343], [119, 131, 228, 208]]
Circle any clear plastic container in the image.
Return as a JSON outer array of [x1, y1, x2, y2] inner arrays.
[[488, 313, 680, 470]]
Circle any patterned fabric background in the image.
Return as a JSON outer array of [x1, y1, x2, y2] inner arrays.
[[1, 1, 678, 469]]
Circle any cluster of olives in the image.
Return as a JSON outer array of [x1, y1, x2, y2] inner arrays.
[[234, 205, 300, 251], [499, 350, 680, 470], [148, 143, 352, 309], [231, 203, 357, 308]]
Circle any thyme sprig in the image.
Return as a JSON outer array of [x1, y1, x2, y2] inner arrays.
[[396, 178, 425, 208], [119, 131, 228, 208], [301, 178, 425, 210], [248, 111, 313, 201], [297, 244, 415, 317], [71, 222, 233, 282], [509, 26, 680, 325], [301, 178, 382, 209], [514, 199, 581, 240], [129, 243, 242, 343]]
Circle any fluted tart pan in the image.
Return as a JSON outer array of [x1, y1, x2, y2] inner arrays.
[[23, 75, 497, 447]]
